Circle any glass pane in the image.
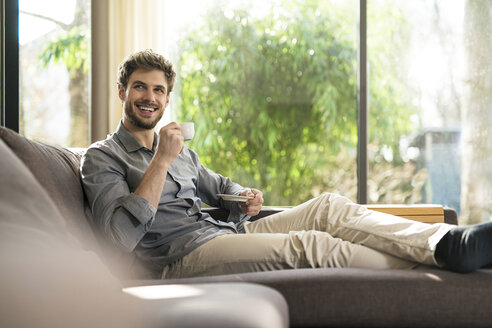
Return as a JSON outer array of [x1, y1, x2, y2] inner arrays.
[[368, 0, 492, 224], [162, 0, 357, 205], [19, 0, 90, 147]]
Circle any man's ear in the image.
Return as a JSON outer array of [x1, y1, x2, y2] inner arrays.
[[165, 94, 171, 107], [117, 84, 126, 101]]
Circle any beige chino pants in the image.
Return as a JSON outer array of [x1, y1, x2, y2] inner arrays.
[[161, 193, 453, 279]]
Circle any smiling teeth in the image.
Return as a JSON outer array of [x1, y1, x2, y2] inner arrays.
[[139, 106, 155, 112]]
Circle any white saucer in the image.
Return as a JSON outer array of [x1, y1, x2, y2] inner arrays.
[[217, 194, 254, 202]]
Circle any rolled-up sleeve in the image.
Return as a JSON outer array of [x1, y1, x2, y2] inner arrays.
[[81, 147, 156, 252], [120, 193, 155, 225]]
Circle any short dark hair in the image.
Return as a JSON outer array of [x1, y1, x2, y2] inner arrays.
[[117, 49, 176, 94]]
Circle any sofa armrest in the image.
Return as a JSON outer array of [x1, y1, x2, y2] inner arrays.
[[202, 207, 286, 222], [443, 207, 458, 225], [203, 205, 459, 225]]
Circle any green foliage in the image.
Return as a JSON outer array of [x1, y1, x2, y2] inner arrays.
[[39, 26, 89, 76], [178, 0, 416, 205], [367, 4, 417, 164]]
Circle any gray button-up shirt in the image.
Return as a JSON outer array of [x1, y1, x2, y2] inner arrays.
[[81, 122, 248, 274]]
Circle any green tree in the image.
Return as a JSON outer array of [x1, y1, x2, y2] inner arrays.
[[23, 0, 90, 147], [178, 0, 416, 205]]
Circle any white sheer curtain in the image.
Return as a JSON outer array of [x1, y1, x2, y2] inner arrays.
[[91, 0, 166, 140]]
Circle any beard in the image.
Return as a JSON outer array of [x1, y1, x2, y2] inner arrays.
[[124, 100, 163, 130]]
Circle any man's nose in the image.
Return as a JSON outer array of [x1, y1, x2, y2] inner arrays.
[[144, 89, 156, 102]]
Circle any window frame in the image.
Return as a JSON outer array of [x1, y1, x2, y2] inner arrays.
[[1, 0, 20, 132]]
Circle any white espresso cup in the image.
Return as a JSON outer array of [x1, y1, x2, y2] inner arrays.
[[180, 122, 195, 141]]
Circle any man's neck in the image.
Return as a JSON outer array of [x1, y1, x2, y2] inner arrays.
[[122, 120, 155, 150]]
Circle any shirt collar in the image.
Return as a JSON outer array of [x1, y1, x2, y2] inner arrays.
[[115, 121, 158, 153]]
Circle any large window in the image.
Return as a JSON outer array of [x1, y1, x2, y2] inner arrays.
[[19, 0, 90, 147], [161, 0, 491, 223], [4, 0, 491, 223]]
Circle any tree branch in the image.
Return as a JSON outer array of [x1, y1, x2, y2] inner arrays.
[[20, 10, 71, 30]]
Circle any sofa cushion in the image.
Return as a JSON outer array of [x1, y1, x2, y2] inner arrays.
[[0, 127, 147, 278], [0, 126, 97, 249]]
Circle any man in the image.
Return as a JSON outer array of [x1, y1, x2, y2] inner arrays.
[[81, 49, 492, 279]]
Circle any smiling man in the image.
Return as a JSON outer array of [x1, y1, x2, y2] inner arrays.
[[81, 49, 492, 280], [81, 50, 259, 277]]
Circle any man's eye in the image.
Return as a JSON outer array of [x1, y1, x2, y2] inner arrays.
[[135, 85, 145, 89], [155, 89, 165, 93]]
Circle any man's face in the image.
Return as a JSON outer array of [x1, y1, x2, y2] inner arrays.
[[119, 69, 170, 130]]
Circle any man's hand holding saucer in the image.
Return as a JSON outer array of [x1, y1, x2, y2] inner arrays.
[[239, 188, 264, 217]]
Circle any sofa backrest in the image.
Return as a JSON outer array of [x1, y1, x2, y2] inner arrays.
[[0, 127, 152, 278], [0, 126, 98, 250], [0, 133, 142, 327]]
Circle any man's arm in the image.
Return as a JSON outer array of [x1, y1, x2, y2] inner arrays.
[[81, 123, 183, 252], [81, 147, 155, 252], [190, 151, 263, 218], [193, 158, 244, 209], [134, 123, 183, 208]]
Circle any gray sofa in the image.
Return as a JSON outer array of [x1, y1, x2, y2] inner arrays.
[[1, 125, 491, 327], [0, 127, 287, 328]]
